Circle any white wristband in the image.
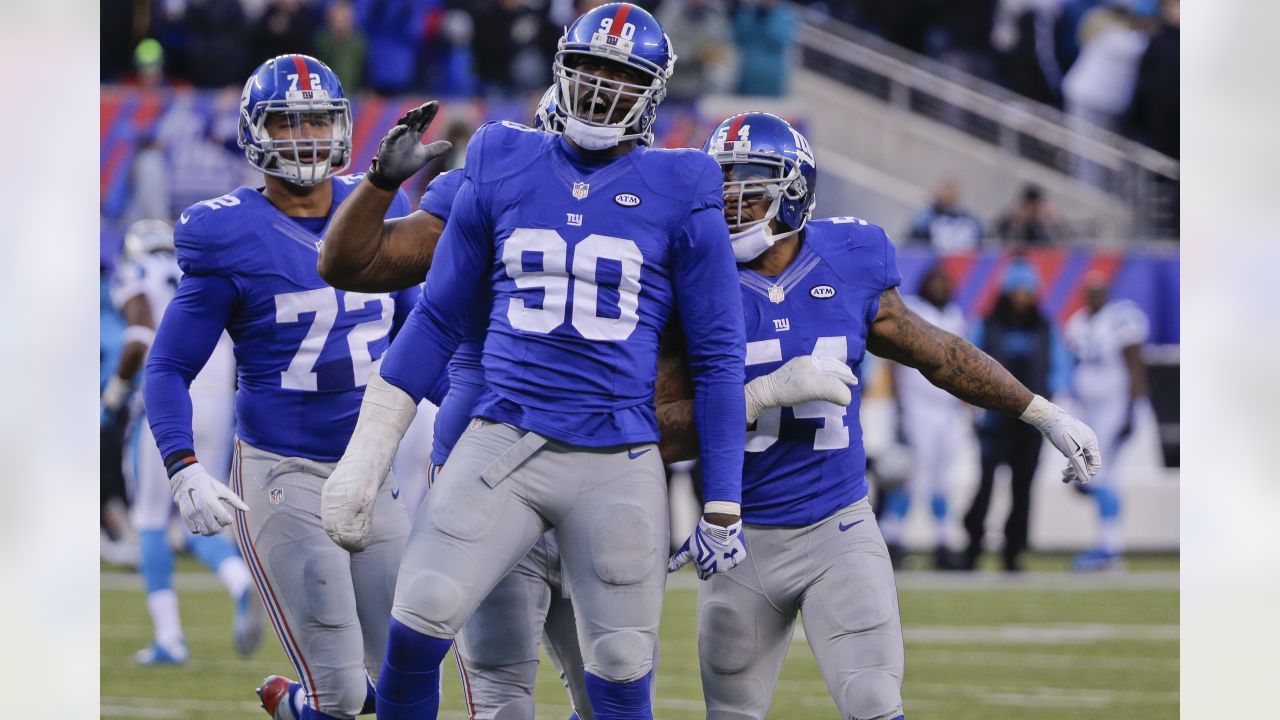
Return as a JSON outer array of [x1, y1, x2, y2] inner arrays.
[[122, 324, 156, 347], [1019, 394, 1058, 429], [704, 501, 741, 517]]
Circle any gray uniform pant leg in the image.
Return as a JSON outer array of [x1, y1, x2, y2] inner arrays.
[[800, 499, 905, 720], [231, 439, 410, 719], [393, 420, 667, 687]]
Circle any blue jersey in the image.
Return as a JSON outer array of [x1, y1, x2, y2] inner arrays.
[[738, 217, 901, 526], [418, 168, 486, 466], [145, 174, 418, 462], [382, 123, 747, 503]]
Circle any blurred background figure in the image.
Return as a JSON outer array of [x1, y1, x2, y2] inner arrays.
[[314, 0, 367, 95], [732, 0, 796, 96], [128, 38, 168, 88], [961, 259, 1071, 572], [658, 0, 737, 101], [880, 265, 970, 570], [995, 183, 1057, 245], [1061, 0, 1159, 134], [1064, 273, 1150, 571], [253, 0, 320, 64], [907, 179, 985, 253]]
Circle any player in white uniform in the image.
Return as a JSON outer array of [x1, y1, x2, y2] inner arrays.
[[1063, 274, 1149, 571], [104, 219, 262, 664], [880, 265, 970, 569]]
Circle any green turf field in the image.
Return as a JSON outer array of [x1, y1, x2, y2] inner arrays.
[[102, 554, 1177, 719]]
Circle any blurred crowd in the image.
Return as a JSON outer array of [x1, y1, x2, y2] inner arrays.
[[826, 0, 1180, 158], [907, 180, 1071, 251], [102, 0, 806, 100]]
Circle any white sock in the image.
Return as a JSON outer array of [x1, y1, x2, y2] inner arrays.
[[217, 557, 253, 600], [1100, 519, 1123, 555], [146, 589, 184, 648]]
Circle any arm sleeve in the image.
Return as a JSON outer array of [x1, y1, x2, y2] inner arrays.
[[379, 176, 491, 405], [672, 203, 747, 506], [144, 273, 239, 461]]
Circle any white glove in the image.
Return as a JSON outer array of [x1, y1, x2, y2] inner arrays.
[[322, 375, 419, 551], [101, 375, 130, 414], [668, 516, 749, 580], [1020, 395, 1103, 484], [170, 462, 249, 536], [744, 355, 859, 424]]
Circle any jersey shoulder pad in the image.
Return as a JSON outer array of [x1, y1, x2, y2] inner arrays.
[[806, 216, 901, 291], [173, 187, 257, 275], [420, 168, 465, 220], [631, 147, 722, 204], [464, 121, 547, 184]]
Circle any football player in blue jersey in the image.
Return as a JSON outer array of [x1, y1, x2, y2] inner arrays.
[[653, 112, 1104, 720], [318, 86, 854, 720], [313, 5, 756, 719], [143, 55, 435, 720]]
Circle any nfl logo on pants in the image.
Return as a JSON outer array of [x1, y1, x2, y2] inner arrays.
[[572, 182, 590, 200]]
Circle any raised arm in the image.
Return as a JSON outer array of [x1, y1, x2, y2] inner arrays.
[[318, 101, 452, 292], [867, 287, 1101, 483]]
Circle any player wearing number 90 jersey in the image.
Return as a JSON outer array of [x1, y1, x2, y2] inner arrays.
[[144, 55, 421, 720]]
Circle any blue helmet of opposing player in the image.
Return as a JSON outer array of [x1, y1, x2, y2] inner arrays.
[[238, 54, 353, 187], [704, 112, 817, 261], [552, 3, 675, 150]]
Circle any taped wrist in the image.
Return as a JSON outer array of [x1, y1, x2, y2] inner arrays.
[[365, 162, 402, 192], [1019, 394, 1060, 430], [344, 374, 420, 478], [743, 376, 775, 425], [703, 501, 741, 517], [164, 449, 199, 479]]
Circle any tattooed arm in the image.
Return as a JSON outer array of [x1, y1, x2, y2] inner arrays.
[[655, 324, 699, 464], [867, 288, 1032, 415], [318, 179, 443, 292]]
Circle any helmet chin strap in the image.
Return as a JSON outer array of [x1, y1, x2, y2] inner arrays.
[[564, 116, 623, 150]]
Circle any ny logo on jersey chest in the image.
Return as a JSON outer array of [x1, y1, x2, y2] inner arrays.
[[572, 182, 590, 200], [773, 318, 790, 332], [566, 212, 583, 227]]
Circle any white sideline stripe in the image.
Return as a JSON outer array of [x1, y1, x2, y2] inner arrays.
[[909, 682, 1180, 706], [911, 648, 1179, 671], [793, 622, 1177, 644], [103, 568, 1178, 592]]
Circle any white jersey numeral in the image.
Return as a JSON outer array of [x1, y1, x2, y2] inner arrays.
[[745, 335, 851, 453], [274, 287, 391, 391], [502, 228, 644, 342]]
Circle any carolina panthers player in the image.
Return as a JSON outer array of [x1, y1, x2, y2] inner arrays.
[[143, 55, 424, 720], [106, 219, 262, 665], [657, 112, 1104, 720], [317, 5, 752, 718]]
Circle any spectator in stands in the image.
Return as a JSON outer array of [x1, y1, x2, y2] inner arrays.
[[908, 179, 985, 253], [1061, 0, 1159, 133], [960, 260, 1071, 572], [182, 0, 252, 88], [995, 183, 1057, 245], [315, 0, 367, 94], [358, 0, 430, 95], [732, 0, 797, 96], [468, 0, 558, 98], [931, 0, 1000, 81], [991, 0, 1065, 107], [254, 0, 320, 64], [1126, 0, 1178, 158], [658, 0, 737, 101]]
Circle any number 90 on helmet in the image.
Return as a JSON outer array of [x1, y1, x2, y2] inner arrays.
[[704, 112, 817, 235], [237, 54, 353, 187]]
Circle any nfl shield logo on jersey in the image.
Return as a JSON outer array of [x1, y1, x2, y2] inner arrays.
[[572, 182, 590, 200], [768, 285, 786, 303], [269, 487, 284, 505]]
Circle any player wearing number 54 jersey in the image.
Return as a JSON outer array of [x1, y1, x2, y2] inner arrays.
[[655, 113, 1106, 720], [318, 5, 748, 718], [144, 55, 428, 720]]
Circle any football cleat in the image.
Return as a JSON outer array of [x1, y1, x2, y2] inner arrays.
[[256, 675, 300, 720], [1073, 548, 1125, 572], [234, 588, 265, 656], [135, 640, 189, 666]]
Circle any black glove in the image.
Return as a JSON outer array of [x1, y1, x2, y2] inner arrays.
[[366, 101, 453, 191]]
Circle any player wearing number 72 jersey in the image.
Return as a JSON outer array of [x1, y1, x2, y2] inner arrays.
[[656, 113, 1105, 720], [144, 55, 433, 720]]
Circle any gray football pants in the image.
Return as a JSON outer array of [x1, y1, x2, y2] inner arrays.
[[393, 419, 668, 686], [231, 439, 410, 719], [453, 532, 593, 720], [699, 498, 905, 720]]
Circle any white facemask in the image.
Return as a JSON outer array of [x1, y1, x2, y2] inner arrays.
[[564, 116, 623, 151]]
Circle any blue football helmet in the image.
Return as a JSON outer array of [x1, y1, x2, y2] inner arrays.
[[552, 3, 675, 148], [704, 112, 817, 236], [238, 54, 352, 186], [533, 85, 564, 135]]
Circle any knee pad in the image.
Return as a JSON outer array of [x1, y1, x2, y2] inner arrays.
[[326, 675, 371, 719], [590, 503, 657, 586], [843, 671, 903, 720], [589, 630, 652, 682], [396, 570, 468, 637], [138, 529, 175, 594], [699, 601, 756, 675]]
